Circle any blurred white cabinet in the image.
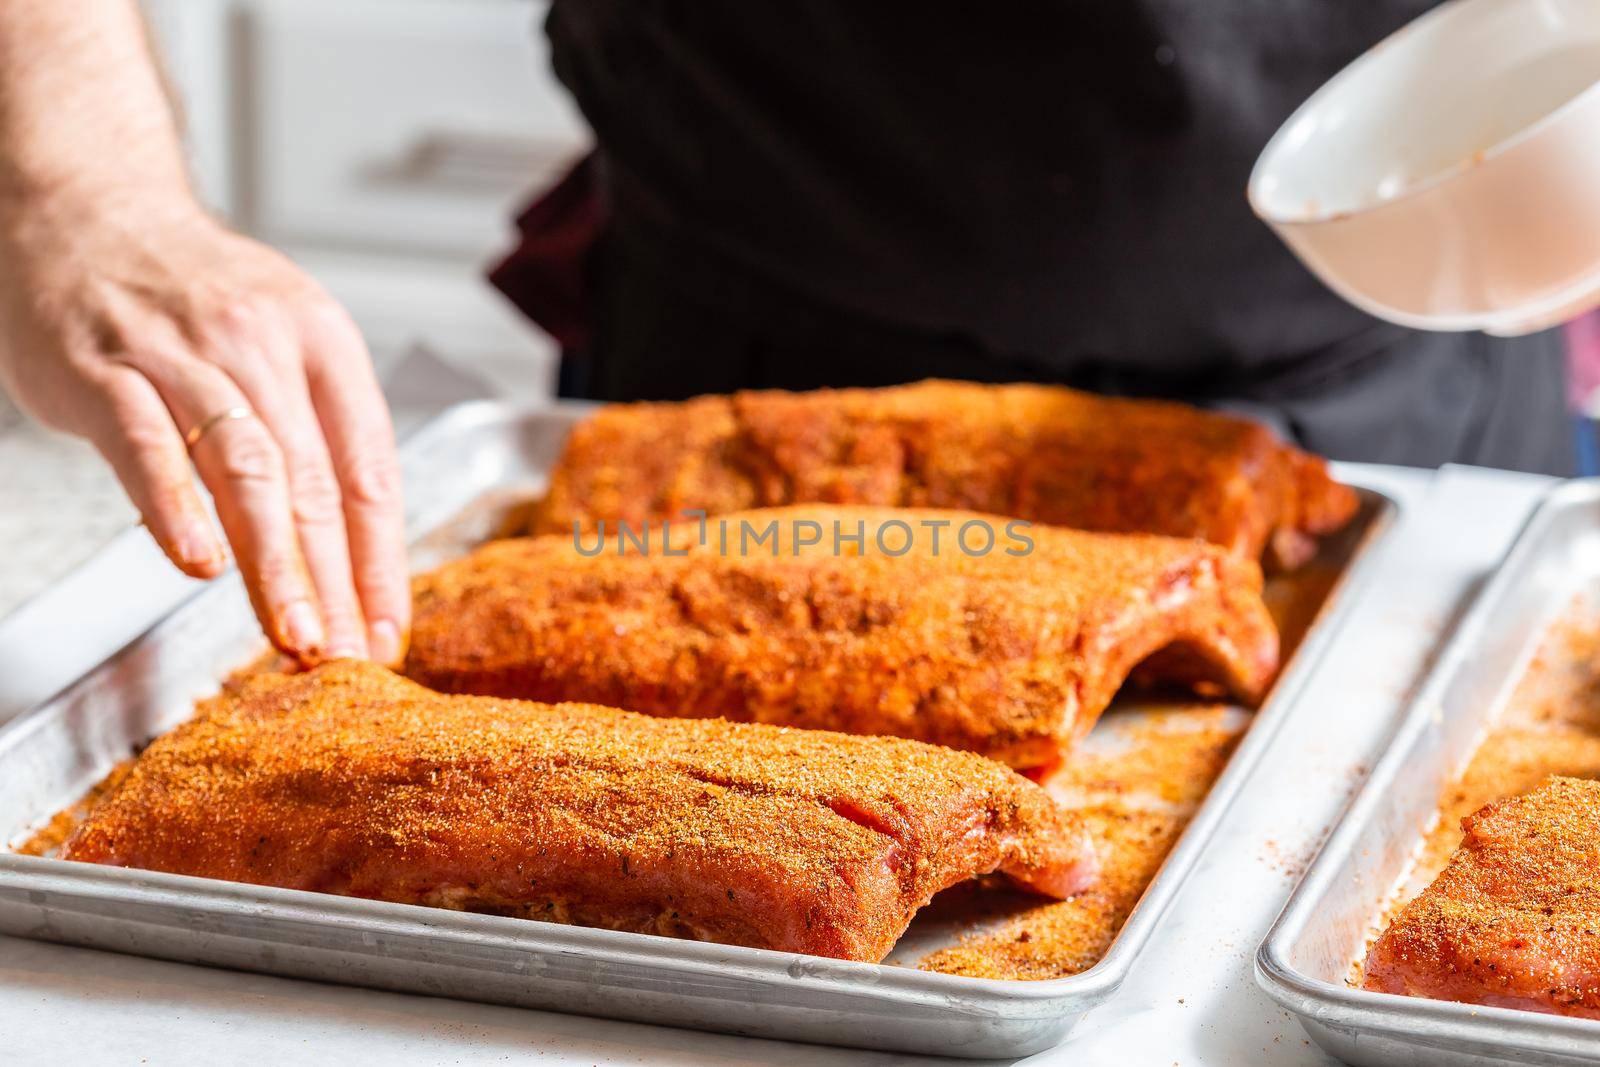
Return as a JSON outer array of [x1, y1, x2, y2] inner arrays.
[[139, 0, 591, 399], [247, 0, 587, 257]]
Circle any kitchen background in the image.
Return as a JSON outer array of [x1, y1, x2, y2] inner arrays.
[[0, 0, 589, 615]]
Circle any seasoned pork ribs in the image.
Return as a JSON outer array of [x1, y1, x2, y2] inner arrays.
[[61, 661, 1094, 962], [526, 380, 1359, 568], [405, 505, 1280, 770], [1365, 776, 1600, 1017]]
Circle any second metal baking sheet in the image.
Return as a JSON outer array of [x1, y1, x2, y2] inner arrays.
[[1258, 478, 1600, 1067]]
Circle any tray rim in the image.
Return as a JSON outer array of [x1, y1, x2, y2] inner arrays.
[[0, 397, 1399, 1009], [1255, 476, 1600, 1056]]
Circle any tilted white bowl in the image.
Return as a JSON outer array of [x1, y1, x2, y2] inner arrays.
[[1249, 0, 1600, 336]]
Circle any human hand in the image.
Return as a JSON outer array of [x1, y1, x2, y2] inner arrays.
[[0, 193, 409, 664]]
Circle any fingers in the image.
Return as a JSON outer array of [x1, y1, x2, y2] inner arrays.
[[85, 365, 228, 579], [301, 303, 410, 666], [123, 348, 326, 662], [5, 211, 399, 664], [114, 294, 401, 666], [204, 311, 369, 659]]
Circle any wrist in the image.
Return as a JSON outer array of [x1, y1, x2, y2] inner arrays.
[[0, 172, 204, 251]]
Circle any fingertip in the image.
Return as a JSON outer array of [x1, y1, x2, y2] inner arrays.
[[151, 522, 230, 579], [323, 635, 369, 662], [367, 618, 406, 668], [274, 598, 326, 662], [180, 548, 230, 580], [176, 559, 225, 581]]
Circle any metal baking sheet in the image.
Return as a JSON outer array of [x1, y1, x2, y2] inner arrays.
[[0, 400, 1394, 1058], [1258, 478, 1600, 1067]]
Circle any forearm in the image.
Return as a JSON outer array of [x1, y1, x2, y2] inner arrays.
[[0, 2, 408, 666], [0, 0, 192, 219]]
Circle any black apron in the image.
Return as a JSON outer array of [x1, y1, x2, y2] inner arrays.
[[506, 1, 1572, 474]]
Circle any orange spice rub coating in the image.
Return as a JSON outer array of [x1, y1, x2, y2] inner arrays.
[[527, 380, 1359, 567], [60, 661, 1095, 963], [1364, 776, 1600, 1017], [404, 505, 1279, 770]]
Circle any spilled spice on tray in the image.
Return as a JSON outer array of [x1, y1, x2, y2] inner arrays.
[[1261, 556, 1343, 661], [921, 705, 1244, 980], [14, 759, 132, 856]]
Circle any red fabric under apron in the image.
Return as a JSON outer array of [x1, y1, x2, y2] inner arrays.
[[488, 153, 605, 353]]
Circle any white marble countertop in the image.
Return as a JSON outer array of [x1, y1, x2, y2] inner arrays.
[[0, 451, 1559, 1067], [0, 391, 137, 619]]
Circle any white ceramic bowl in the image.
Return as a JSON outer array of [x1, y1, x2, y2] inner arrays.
[[1249, 0, 1600, 335]]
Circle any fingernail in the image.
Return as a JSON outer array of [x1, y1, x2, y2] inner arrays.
[[173, 526, 226, 574], [279, 600, 325, 655], [367, 619, 403, 667]]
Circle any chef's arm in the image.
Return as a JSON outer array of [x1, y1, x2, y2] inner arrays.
[[0, 0, 410, 666]]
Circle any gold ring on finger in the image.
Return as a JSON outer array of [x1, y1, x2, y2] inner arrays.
[[183, 405, 256, 450]]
